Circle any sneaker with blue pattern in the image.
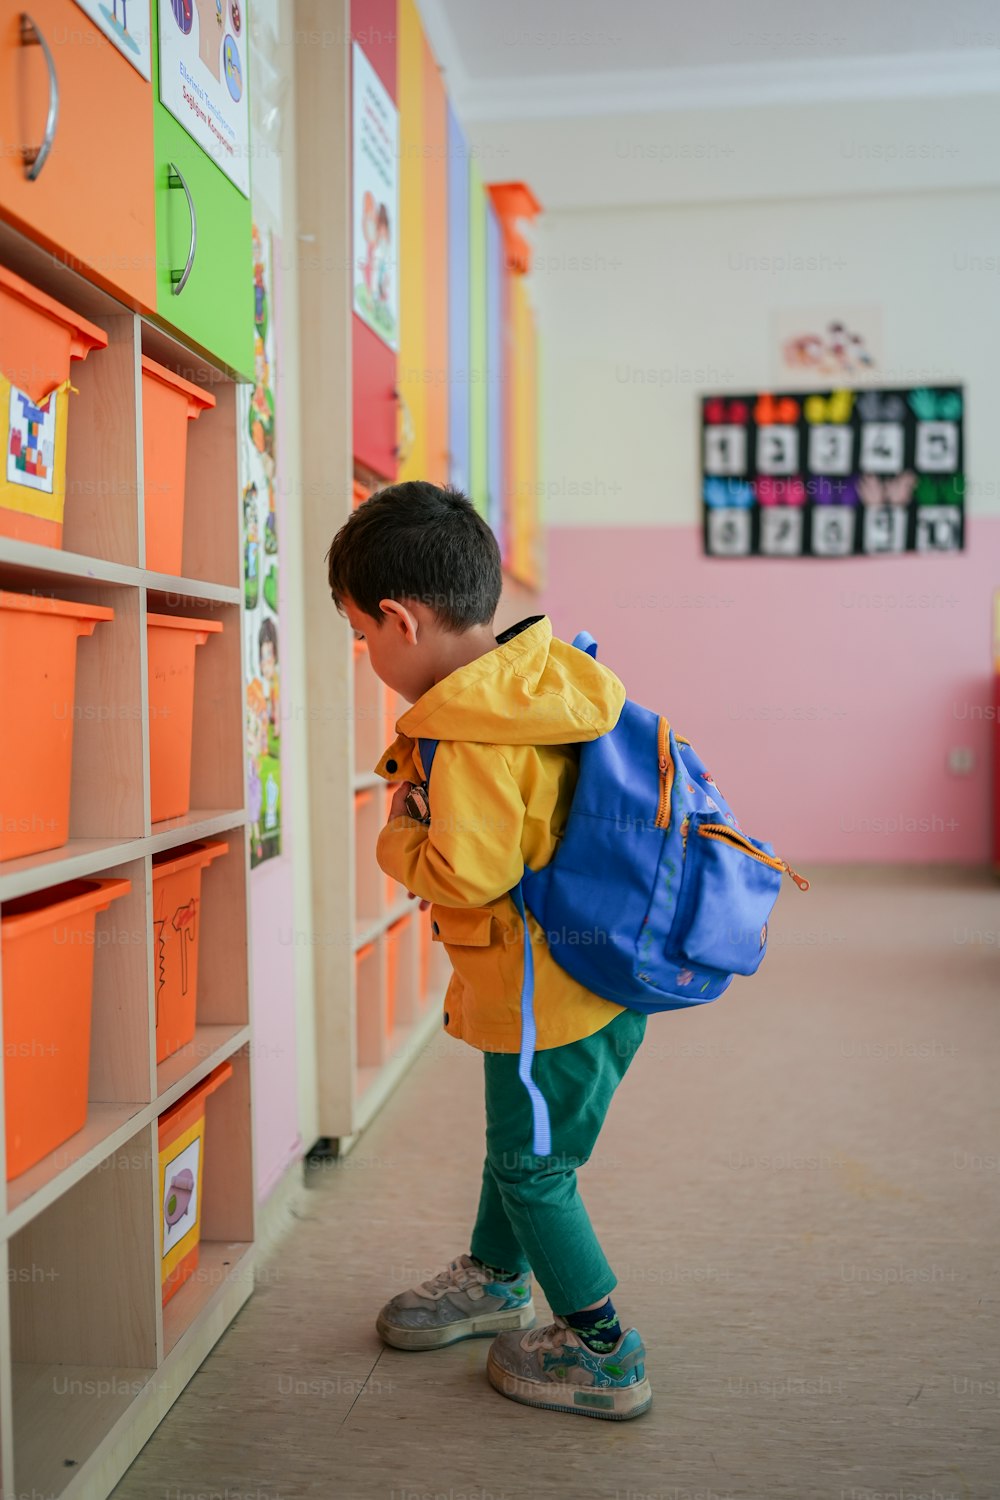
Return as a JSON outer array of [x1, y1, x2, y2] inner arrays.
[[376, 1254, 535, 1350], [487, 1315, 652, 1419]]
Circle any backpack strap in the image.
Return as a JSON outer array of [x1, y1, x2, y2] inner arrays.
[[511, 882, 552, 1157], [417, 735, 552, 1157], [417, 737, 438, 782], [572, 630, 598, 658]]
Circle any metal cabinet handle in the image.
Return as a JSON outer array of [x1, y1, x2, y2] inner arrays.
[[167, 160, 197, 295], [394, 387, 414, 464], [19, 12, 59, 181]]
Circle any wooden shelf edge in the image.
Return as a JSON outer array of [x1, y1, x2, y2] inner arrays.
[[154, 1025, 251, 1114], [144, 573, 241, 605], [0, 540, 143, 589], [0, 813, 248, 900], [354, 897, 418, 951], [351, 772, 384, 791], [57, 1257, 253, 1500], [4, 1024, 250, 1241], [0, 838, 147, 903], [147, 810, 248, 855], [4, 1105, 148, 1240], [351, 1004, 443, 1142]]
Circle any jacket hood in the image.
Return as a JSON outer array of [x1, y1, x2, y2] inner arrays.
[[395, 615, 626, 747]]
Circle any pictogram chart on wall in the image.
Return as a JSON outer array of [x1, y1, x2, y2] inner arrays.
[[700, 386, 964, 558]]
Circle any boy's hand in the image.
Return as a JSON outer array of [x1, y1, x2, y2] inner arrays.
[[388, 780, 412, 820]]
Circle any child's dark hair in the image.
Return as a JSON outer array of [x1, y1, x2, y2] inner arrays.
[[259, 617, 278, 659], [325, 481, 502, 631]]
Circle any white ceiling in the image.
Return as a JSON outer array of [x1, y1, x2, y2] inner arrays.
[[420, 0, 1000, 118]]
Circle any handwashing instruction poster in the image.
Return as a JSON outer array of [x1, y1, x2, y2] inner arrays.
[[352, 42, 399, 351], [158, 0, 251, 197], [73, 0, 153, 78]]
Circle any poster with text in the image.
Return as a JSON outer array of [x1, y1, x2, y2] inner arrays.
[[239, 223, 281, 866], [158, 0, 251, 196], [352, 42, 399, 351], [73, 0, 153, 77], [701, 386, 964, 559]]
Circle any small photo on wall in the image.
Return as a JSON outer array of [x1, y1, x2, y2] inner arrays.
[[771, 306, 883, 388]]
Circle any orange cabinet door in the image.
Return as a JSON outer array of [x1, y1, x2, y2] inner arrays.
[[0, 2, 157, 311]]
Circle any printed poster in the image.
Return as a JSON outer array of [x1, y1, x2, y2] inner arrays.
[[158, 0, 251, 197], [238, 224, 281, 866], [701, 386, 964, 558], [352, 42, 399, 351], [73, 0, 153, 76], [771, 307, 884, 388]]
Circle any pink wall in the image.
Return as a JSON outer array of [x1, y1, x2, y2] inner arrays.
[[541, 521, 1000, 865]]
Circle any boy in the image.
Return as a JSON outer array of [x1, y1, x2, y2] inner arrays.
[[326, 481, 651, 1420]]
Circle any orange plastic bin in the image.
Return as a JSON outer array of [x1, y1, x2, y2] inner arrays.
[[158, 1061, 233, 1306], [0, 591, 115, 860], [0, 266, 108, 547], [152, 840, 229, 1063], [141, 355, 216, 576], [2, 875, 131, 1180], [147, 612, 223, 823]]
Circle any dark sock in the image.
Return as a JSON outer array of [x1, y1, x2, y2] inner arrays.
[[565, 1298, 622, 1353], [470, 1254, 521, 1284]]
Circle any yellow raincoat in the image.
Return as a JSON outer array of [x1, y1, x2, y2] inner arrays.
[[374, 615, 627, 1053]]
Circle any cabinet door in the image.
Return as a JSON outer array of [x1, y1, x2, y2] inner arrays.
[[446, 102, 470, 496], [351, 0, 397, 480], [422, 29, 447, 486], [151, 3, 253, 378], [486, 200, 504, 550], [0, 1, 157, 310], [395, 0, 426, 483], [468, 159, 487, 518]]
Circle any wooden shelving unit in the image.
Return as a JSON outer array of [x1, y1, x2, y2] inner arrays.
[[295, 1, 449, 1149], [0, 222, 254, 1500]]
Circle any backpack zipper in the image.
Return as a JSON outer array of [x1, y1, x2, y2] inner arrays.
[[698, 823, 810, 890], [655, 716, 673, 828]]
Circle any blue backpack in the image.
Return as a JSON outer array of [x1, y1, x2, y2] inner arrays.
[[418, 629, 809, 1153]]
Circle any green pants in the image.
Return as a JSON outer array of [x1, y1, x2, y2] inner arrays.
[[469, 1007, 647, 1316]]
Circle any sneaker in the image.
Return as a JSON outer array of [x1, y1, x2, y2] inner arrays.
[[487, 1316, 652, 1420], [376, 1254, 536, 1351]]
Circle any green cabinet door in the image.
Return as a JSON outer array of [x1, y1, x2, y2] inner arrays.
[[151, 2, 254, 378]]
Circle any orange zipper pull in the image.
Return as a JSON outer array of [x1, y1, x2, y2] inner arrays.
[[782, 863, 810, 891], [659, 756, 669, 774]]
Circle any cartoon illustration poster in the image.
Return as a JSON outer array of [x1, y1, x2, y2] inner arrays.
[[238, 223, 281, 866], [352, 42, 399, 351], [158, 0, 251, 197], [771, 307, 884, 387], [73, 0, 153, 77], [701, 386, 964, 559]]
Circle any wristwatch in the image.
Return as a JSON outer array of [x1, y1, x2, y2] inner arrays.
[[403, 783, 430, 823]]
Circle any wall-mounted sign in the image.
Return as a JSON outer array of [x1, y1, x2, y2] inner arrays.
[[352, 42, 399, 352], [158, 0, 251, 197], [74, 0, 153, 78], [701, 386, 964, 558]]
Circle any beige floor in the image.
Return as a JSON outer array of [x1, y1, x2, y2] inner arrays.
[[112, 866, 1000, 1500]]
